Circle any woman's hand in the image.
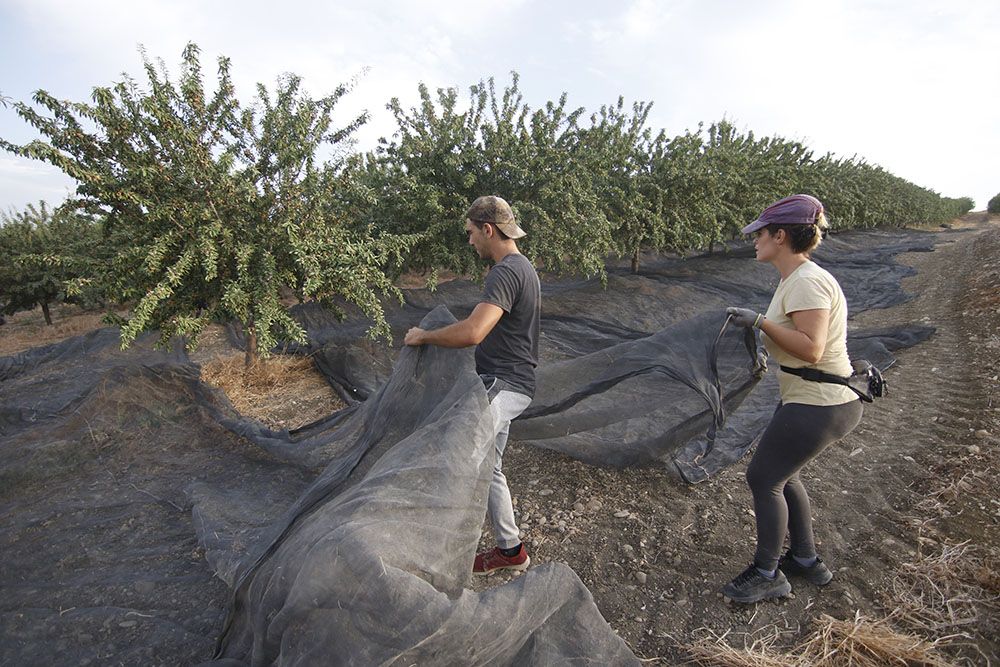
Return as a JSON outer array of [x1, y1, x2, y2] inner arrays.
[[753, 348, 768, 378], [726, 307, 763, 329]]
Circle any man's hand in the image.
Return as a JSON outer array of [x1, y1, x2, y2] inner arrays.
[[401, 303, 505, 349], [404, 327, 426, 346], [727, 307, 763, 329]]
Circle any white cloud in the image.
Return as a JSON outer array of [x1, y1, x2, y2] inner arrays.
[[0, 156, 77, 212], [2, 0, 998, 208]]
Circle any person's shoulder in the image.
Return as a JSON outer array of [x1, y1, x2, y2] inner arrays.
[[793, 260, 836, 283], [503, 252, 534, 267], [787, 261, 841, 300], [498, 253, 537, 276]]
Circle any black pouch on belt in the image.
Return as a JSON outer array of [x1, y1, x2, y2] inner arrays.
[[779, 360, 887, 403]]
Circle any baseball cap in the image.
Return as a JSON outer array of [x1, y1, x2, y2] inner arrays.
[[741, 194, 823, 235], [465, 195, 526, 239]]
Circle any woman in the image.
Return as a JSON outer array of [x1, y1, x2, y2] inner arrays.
[[723, 194, 863, 604]]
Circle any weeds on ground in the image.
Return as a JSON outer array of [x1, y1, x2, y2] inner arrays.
[[684, 612, 956, 666], [200, 353, 345, 430], [0, 307, 109, 356], [888, 539, 999, 663]]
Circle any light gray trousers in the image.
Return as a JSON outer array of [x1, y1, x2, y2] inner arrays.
[[484, 377, 532, 549]]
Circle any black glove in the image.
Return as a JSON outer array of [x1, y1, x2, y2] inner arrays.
[[726, 307, 764, 329]]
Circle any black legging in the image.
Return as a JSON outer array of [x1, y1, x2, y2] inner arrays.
[[747, 400, 863, 571]]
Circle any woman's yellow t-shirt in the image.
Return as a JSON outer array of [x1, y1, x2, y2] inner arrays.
[[763, 260, 856, 406]]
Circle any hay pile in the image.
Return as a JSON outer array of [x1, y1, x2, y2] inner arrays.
[[200, 353, 345, 430], [685, 612, 955, 666]]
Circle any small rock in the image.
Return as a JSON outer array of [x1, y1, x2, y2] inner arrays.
[[676, 597, 689, 607], [975, 429, 990, 438], [586, 499, 603, 512], [968, 445, 981, 455], [700, 589, 710, 596], [635, 572, 647, 585], [614, 510, 631, 518], [118, 621, 137, 628], [134, 580, 155, 595], [573, 502, 586, 512], [539, 489, 554, 496]]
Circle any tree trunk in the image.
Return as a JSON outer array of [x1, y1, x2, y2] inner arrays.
[[244, 322, 258, 367], [631, 246, 640, 274], [42, 301, 52, 326]]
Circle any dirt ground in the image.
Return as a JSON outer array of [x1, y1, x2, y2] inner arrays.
[[2, 214, 997, 664]]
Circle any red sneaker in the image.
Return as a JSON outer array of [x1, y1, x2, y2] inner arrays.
[[473, 546, 530, 576]]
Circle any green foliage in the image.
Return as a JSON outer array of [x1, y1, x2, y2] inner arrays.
[[0, 201, 103, 323], [354, 75, 972, 277], [2, 44, 417, 358], [346, 74, 619, 281], [988, 193, 1000, 215], [4, 58, 974, 344]]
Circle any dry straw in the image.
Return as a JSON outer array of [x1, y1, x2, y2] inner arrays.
[[201, 353, 344, 430], [888, 539, 999, 661], [684, 612, 957, 667]]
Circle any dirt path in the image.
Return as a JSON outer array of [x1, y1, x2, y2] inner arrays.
[[480, 215, 1000, 664]]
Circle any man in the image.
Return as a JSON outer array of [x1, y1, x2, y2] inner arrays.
[[404, 195, 541, 575]]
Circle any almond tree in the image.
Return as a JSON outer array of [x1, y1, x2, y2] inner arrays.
[[2, 44, 415, 363], [0, 201, 102, 324]]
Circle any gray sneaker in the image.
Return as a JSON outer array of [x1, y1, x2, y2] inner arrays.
[[721, 564, 792, 603], [778, 551, 833, 586]]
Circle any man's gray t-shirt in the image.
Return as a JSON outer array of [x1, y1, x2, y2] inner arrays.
[[476, 253, 541, 397]]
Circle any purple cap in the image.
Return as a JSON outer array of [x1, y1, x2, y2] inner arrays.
[[741, 194, 823, 235]]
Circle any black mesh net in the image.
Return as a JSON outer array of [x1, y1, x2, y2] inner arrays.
[[0, 227, 946, 664]]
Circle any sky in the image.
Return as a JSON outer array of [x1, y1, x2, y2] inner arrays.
[[1, 0, 998, 212]]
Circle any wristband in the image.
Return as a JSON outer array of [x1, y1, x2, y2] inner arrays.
[[753, 313, 762, 329]]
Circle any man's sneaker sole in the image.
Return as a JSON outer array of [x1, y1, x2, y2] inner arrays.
[[473, 555, 530, 576]]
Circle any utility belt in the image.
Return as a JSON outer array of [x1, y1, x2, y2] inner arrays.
[[779, 362, 887, 403]]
